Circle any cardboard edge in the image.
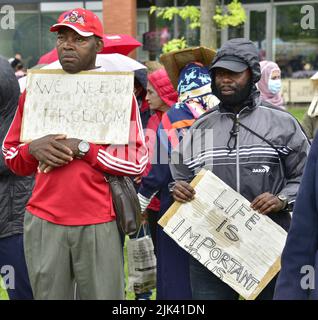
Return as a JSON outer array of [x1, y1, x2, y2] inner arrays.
[[245, 256, 281, 300], [27, 69, 134, 76], [158, 168, 207, 228]]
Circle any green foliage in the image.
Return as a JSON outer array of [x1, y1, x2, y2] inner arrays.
[[0, 278, 9, 300], [179, 6, 201, 30], [214, 0, 246, 29], [150, 6, 200, 30], [162, 37, 187, 54], [150, 1, 246, 29]]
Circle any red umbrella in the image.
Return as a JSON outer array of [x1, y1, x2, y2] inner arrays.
[[37, 34, 141, 64], [100, 34, 141, 55], [37, 48, 58, 64]]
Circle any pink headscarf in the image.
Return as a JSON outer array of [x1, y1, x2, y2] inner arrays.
[[258, 60, 284, 109]]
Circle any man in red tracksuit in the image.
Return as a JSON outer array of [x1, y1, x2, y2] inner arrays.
[[2, 8, 148, 300]]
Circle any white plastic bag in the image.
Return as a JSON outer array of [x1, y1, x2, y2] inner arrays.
[[126, 225, 157, 294]]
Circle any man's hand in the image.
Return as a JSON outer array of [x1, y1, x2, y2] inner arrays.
[[250, 192, 285, 215], [140, 210, 149, 225], [34, 137, 81, 174], [59, 138, 81, 157], [134, 175, 142, 184], [29, 134, 73, 168], [172, 181, 195, 203]]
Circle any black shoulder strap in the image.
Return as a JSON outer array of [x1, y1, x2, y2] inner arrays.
[[239, 122, 286, 174]]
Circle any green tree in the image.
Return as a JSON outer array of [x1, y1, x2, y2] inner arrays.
[[162, 37, 187, 54], [150, 0, 246, 52]]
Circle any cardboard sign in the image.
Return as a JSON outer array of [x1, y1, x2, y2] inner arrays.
[[21, 69, 134, 144], [159, 169, 287, 300]]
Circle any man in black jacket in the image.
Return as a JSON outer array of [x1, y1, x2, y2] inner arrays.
[[0, 56, 33, 299], [170, 39, 309, 300]]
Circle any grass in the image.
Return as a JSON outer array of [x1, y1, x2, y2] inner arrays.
[[287, 106, 306, 122]]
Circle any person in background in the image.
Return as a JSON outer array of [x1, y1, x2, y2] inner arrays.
[[134, 68, 150, 130], [133, 67, 177, 300], [301, 72, 318, 140], [302, 106, 318, 141], [138, 61, 219, 300], [0, 56, 33, 300], [9, 58, 26, 80], [258, 60, 285, 110], [139, 68, 178, 250]]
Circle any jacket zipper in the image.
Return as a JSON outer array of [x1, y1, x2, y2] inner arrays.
[[220, 107, 250, 193], [234, 113, 240, 193]]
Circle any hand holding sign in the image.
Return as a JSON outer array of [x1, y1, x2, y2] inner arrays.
[[174, 181, 284, 215], [250, 192, 285, 215], [37, 137, 81, 173], [172, 180, 196, 202], [159, 169, 287, 300]]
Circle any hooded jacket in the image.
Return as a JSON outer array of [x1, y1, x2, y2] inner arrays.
[[170, 39, 310, 231], [148, 68, 178, 107], [0, 56, 34, 238], [142, 68, 178, 211]]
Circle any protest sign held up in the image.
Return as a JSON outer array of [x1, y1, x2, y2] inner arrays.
[[21, 69, 134, 144], [159, 169, 287, 300]]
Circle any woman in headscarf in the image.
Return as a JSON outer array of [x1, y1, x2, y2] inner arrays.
[[137, 62, 219, 299], [258, 60, 285, 110], [0, 56, 33, 299]]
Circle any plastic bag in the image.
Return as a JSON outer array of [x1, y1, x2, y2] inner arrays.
[[126, 224, 157, 294]]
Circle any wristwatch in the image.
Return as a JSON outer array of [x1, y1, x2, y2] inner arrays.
[[77, 140, 90, 158], [277, 194, 288, 210]]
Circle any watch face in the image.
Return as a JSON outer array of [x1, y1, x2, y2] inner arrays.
[[79, 141, 90, 153], [278, 195, 287, 202]]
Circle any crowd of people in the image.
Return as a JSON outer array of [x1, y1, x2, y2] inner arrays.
[[0, 7, 317, 300]]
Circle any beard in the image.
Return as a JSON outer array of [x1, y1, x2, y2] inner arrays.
[[213, 80, 252, 107]]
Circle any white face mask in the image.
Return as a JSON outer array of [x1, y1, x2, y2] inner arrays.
[[268, 79, 281, 94]]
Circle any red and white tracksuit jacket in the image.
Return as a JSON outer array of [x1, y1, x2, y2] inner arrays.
[[2, 91, 148, 226]]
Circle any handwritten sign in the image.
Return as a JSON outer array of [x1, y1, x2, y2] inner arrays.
[[159, 169, 287, 300], [21, 69, 134, 144]]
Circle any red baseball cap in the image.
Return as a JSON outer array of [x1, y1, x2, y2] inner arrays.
[[50, 8, 104, 38]]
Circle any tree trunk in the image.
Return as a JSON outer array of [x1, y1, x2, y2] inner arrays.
[[200, 0, 217, 49]]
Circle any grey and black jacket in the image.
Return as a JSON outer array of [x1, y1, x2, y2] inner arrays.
[[0, 56, 34, 238], [170, 39, 310, 231]]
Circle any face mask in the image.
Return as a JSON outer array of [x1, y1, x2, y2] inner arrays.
[[268, 79, 281, 94]]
